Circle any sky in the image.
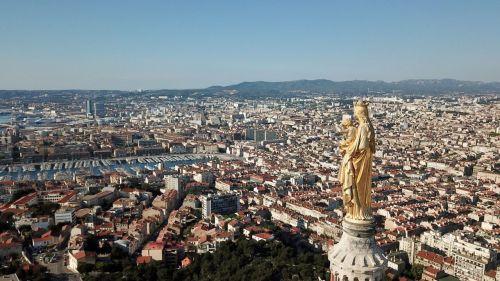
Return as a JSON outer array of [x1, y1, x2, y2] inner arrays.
[[1, 1, 500, 90]]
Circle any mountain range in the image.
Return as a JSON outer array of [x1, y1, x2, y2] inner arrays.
[[1, 79, 500, 98], [204, 79, 500, 96]]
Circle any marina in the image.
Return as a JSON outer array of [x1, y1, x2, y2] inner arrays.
[[0, 154, 214, 181], [0, 115, 11, 125]]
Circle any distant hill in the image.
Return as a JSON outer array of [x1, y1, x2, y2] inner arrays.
[[1, 79, 500, 98], [209, 79, 500, 96]]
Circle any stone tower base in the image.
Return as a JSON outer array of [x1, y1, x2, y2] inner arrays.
[[328, 218, 387, 281]]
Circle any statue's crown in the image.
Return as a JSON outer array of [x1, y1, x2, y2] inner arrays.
[[353, 100, 369, 108]]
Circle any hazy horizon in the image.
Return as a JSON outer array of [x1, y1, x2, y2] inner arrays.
[[2, 77, 500, 92], [1, 1, 500, 90]]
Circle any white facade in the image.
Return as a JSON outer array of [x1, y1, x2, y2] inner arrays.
[[399, 237, 421, 264], [54, 208, 75, 225], [200, 193, 240, 218]]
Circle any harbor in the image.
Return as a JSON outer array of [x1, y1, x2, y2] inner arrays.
[[0, 154, 216, 181]]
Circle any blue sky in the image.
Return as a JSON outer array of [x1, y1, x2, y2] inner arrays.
[[1, 1, 499, 90]]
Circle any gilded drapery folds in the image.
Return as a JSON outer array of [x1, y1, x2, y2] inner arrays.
[[338, 100, 376, 221]]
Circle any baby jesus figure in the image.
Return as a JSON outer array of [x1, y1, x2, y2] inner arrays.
[[339, 118, 356, 156], [338, 118, 359, 216]]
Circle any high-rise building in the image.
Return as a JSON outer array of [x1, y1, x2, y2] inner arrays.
[[264, 130, 277, 141], [165, 175, 187, 199], [86, 100, 94, 117], [200, 193, 240, 218], [454, 253, 490, 281], [452, 235, 496, 281], [245, 128, 255, 140], [86, 99, 106, 118], [254, 130, 265, 142], [93, 102, 106, 118]]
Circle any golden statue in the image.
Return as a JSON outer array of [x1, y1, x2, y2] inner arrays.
[[339, 100, 376, 221]]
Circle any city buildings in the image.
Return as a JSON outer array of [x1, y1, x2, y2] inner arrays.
[[0, 91, 498, 280], [200, 193, 240, 218]]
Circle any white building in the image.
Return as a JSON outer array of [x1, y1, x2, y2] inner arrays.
[[399, 236, 422, 264], [452, 235, 496, 281], [200, 193, 240, 218], [54, 207, 75, 225], [164, 175, 186, 199]]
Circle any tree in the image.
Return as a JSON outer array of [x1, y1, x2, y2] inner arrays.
[[15, 264, 50, 281], [31, 202, 60, 216], [49, 223, 66, 236], [83, 239, 330, 281], [403, 263, 424, 280], [410, 264, 424, 280], [10, 189, 35, 202], [0, 211, 15, 232], [78, 263, 95, 274], [110, 245, 128, 260]]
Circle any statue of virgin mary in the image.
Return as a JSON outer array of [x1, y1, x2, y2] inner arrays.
[[339, 100, 376, 221]]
